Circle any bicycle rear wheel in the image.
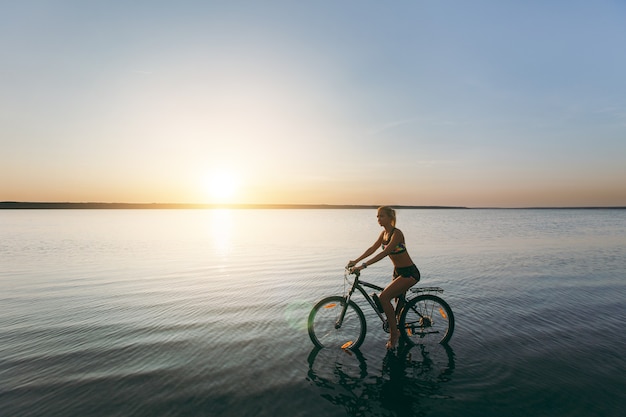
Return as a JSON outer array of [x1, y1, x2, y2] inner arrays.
[[308, 296, 366, 350], [399, 294, 454, 345]]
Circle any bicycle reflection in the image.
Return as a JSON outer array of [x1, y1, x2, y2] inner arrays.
[[306, 343, 455, 416]]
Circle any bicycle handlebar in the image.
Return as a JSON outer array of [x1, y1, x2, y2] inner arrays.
[[345, 265, 361, 277]]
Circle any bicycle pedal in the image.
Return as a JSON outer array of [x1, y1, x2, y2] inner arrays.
[[382, 321, 390, 333]]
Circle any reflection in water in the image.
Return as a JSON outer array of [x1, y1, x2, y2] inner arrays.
[[208, 209, 233, 256], [307, 344, 455, 416]]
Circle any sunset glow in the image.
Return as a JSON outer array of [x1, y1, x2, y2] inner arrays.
[[204, 170, 240, 203], [2, 2, 625, 207]]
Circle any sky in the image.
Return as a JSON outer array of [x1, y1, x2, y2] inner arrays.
[[2, 0, 626, 208]]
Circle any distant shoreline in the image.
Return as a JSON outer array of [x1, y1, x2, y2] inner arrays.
[[1, 202, 625, 210], [0, 202, 466, 210]]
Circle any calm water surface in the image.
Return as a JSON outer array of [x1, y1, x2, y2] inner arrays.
[[1, 209, 625, 416]]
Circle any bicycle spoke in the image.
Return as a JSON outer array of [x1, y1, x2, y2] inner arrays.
[[399, 294, 454, 345], [308, 296, 366, 349]]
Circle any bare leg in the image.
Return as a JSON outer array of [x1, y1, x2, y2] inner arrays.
[[380, 276, 417, 349]]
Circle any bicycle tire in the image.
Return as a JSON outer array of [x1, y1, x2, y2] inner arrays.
[[308, 296, 367, 350], [399, 294, 454, 345]]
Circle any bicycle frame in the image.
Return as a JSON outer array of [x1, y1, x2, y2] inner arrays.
[[338, 270, 444, 329], [337, 269, 386, 327]]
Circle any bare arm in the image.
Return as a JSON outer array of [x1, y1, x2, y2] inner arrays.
[[352, 229, 405, 271], [347, 232, 384, 267]]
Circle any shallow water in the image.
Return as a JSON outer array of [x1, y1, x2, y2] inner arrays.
[[1, 209, 625, 416]]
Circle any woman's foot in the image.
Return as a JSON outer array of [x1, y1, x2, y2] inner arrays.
[[386, 330, 400, 350]]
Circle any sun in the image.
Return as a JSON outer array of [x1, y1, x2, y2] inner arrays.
[[205, 170, 240, 203]]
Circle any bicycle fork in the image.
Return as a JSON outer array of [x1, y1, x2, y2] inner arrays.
[[335, 284, 359, 329]]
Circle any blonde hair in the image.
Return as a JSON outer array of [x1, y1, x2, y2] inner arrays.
[[378, 206, 396, 227]]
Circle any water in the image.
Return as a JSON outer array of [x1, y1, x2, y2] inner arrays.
[[1, 209, 625, 416]]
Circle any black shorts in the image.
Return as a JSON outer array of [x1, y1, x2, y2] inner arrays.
[[393, 264, 421, 281]]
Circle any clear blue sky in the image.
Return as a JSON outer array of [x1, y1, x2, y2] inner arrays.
[[2, 1, 625, 207]]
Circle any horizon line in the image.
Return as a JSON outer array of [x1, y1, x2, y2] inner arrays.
[[1, 202, 625, 210]]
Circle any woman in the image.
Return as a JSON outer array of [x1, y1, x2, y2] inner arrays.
[[347, 206, 420, 350]]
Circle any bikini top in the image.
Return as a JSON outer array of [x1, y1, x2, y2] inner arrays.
[[381, 228, 407, 255]]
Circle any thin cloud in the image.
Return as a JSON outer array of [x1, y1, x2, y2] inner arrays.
[[416, 159, 456, 167], [594, 106, 626, 122], [369, 118, 418, 135], [369, 117, 461, 136]]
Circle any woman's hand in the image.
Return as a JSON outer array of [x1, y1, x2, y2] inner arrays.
[[347, 260, 357, 268], [348, 262, 367, 274]]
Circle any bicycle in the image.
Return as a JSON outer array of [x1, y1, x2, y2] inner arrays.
[[308, 267, 454, 350]]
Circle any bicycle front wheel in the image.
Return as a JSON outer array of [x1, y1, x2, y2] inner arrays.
[[399, 294, 454, 346], [308, 296, 366, 350]]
